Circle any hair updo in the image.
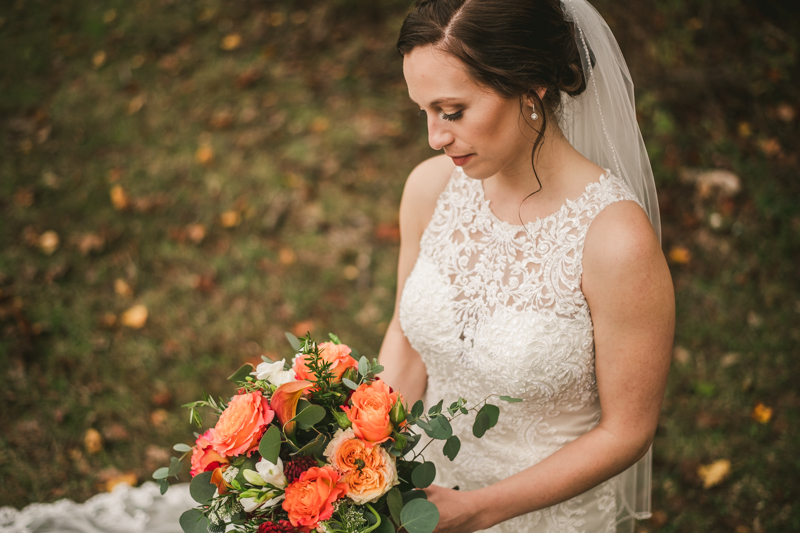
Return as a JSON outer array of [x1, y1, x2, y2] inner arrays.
[[397, 0, 588, 175]]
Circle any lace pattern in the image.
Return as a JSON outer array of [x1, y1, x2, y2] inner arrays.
[[399, 167, 646, 532]]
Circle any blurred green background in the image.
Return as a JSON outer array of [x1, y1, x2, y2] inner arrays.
[[0, 0, 798, 531]]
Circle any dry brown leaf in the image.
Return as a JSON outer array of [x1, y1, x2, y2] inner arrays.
[[776, 103, 796, 122], [102, 423, 130, 442], [186, 223, 206, 243], [92, 50, 107, 69], [279, 248, 296, 265], [219, 211, 241, 228], [150, 409, 168, 427], [14, 187, 34, 207], [697, 459, 731, 489], [38, 231, 60, 255], [100, 312, 117, 328], [668, 246, 691, 265], [292, 320, 315, 337], [236, 68, 261, 89], [103, 9, 117, 24], [752, 403, 773, 424], [121, 304, 148, 329], [759, 138, 782, 157], [220, 33, 242, 51], [107, 168, 123, 183], [110, 185, 130, 210], [209, 109, 234, 129], [673, 346, 691, 364], [310, 117, 330, 133], [42, 170, 61, 189], [343, 265, 359, 280], [195, 144, 214, 165], [127, 94, 146, 115], [105, 472, 137, 492], [84, 428, 103, 454], [130, 54, 145, 69], [78, 232, 105, 255], [114, 278, 133, 298]]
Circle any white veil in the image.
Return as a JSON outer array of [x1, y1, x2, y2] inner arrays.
[[559, 0, 661, 243], [558, 0, 657, 530]]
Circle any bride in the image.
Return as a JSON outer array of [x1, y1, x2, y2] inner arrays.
[[379, 0, 673, 532], [1, 1, 672, 532]]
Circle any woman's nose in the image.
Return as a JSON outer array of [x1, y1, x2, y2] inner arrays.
[[427, 117, 454, 151]]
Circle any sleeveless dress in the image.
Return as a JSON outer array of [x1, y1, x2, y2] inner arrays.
[[398, 167, 652, 533]]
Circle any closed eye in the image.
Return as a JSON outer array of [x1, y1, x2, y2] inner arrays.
[[417, 109, 463, 122]]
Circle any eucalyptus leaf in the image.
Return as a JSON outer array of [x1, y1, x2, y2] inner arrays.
[[358, 356, 369, 376], [294, 405, 326, 430], [473, 409, 490, 438], [173, 443, 193, 453], [499, 395, 523, 403], [328, 333, 341, 344], [428, 399, 443, 415], [372, 364, 385, 374], [483, 403, 500, 427], [342, 377, 359, 390], [401, 489, 427, 505], [180, 509, 210, 533], [434, 415, 453, 440], [168, 456, 182, 476], [158, 478, 169, 495], [411, 461, 436, 489], [442, 435, 461, 461], [153, 467, 170, 480], [374, 514, 396, 533], [400, 498, 440, 533], [291, 433, 327, 458], [285, 332, 302, 351], [387, 487, 403, 525], [259, 425, 281, 464], [227, 363, 254, 384], [410, 400, 424, 419], [414, 418, 433, 432], [189, 471, 216, 504]]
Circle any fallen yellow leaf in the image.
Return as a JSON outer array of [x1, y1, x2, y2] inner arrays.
[[279, 248, 296, 265], [150, 409, 169, 427], [84, 428, 103, 454], [121, 304, 148, 329], [752, 403, 773, 424], [114, 278, 133, 298], [697, 459, 731, 489], [100, 312, 117, 328], [220, 211, 241, 228], [186, 223, 206, 243], [110, 185, 129, 210], [103, 9, 117, 24], [195, 144, 214, 165], [310, 117, 330, 133], [127, 94, 146, 115], [92, 50, 107, 69], [38, 231, 60, 255], [220, 33, 242, 51], [105, 472, 137, 492], [668, 246, 691, 265]]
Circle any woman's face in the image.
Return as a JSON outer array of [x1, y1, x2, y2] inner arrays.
[[403, 45, 536, 180]]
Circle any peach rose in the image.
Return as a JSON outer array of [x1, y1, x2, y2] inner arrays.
[[293, 342, 358, 383], [341, 379, 400, 445], [210, 390, 274, 457], [282, 466, 347, 532], [324, 429, 399, 504], [190, 429, 229, 476]]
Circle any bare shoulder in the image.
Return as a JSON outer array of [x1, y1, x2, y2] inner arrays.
[[400, 154, 456, 236], [582, 200, 667, 290]]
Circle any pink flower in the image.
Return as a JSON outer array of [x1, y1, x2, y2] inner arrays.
[[189, 429, 229, 476], [293, 342, 358, 383]]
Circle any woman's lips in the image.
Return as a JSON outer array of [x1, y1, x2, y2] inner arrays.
[[450, 154, 474, 166]]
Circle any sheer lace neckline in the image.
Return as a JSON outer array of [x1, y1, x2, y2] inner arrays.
[[472, 167, 612, 231]]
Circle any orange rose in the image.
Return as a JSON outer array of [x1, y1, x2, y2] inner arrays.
[[293, 342, 358, 383], [341, 379, 400, 445], [210, 390, 274, 457], [324, 429, 399, 504], [190, 429, 229, 476], [282, 466, 347, 532]]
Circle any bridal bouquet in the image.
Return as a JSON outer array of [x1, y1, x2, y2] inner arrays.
[[154, 332, 518, 533]]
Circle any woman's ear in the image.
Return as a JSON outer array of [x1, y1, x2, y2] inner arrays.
[[524, 88, 548, 108]]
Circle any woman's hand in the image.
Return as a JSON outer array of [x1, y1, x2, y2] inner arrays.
[[422, 484, 485, 533]]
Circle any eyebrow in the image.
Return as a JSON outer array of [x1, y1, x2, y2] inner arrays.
[[409, 96, 460, 107]]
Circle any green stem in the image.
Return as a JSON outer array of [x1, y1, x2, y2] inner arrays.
[[361, 503, 382, 533]]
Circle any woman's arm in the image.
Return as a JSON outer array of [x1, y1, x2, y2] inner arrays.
[[378, 155, 455, 406], [425, 201, 675, 532]]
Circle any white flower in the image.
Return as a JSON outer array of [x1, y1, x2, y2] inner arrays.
[[221, 466, 239, 484], [240, 493, 285, 513], [255, 457, 288, 489], [252, 360, 297, 386]]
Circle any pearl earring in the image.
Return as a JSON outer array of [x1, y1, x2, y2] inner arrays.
[[530, 105, 538, 121]]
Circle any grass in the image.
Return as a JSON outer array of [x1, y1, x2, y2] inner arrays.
[[1, 0, 798, 531]]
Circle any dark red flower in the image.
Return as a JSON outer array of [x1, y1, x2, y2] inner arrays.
[[257, 519, 295, 533]]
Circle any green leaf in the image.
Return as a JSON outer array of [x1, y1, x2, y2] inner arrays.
[[173, 443, 193, 453], [294, 405, 326, 430], [180, 509, 210, 533], [411, 461, 436, 489], [442, 435, 461, 461], [374, 513, 396, 533], [414, 418, 433, 432], [400, 498, 440, 533], [401, 489, 427, 505], [483, 403, 500, 428], [342, 377, 359, 390], [259, 425, 282, 464], [411, 400, 424, 419], [227, 363, 254, 383], [350, 347, 361, 360], [473, 410, 490, 438], [189, 471, 216, 504], [157, 478, 169, 495], [422, 415, 452, 440], [372, 364, 385, 374], [428, 399, 443, 415], [499, 395, 523, 403], [328, 332, 341, 344], [358, 356, 369, 376], [168, 456, 182, 476], [387, 487, 403, 525], [291, 433, 327, 458], [153, 467, 170, 480], [285, 332, 301, 351]]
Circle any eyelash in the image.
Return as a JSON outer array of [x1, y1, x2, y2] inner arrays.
[[418, 109, 463, 122]]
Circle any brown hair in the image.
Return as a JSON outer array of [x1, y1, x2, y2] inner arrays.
[[397, 0, 588, 196]]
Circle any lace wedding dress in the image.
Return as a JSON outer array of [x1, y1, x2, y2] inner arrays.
[[399, 167, 652, 533]]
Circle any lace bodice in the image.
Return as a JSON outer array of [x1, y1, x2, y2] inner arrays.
[[399, 167, 648, 532]]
